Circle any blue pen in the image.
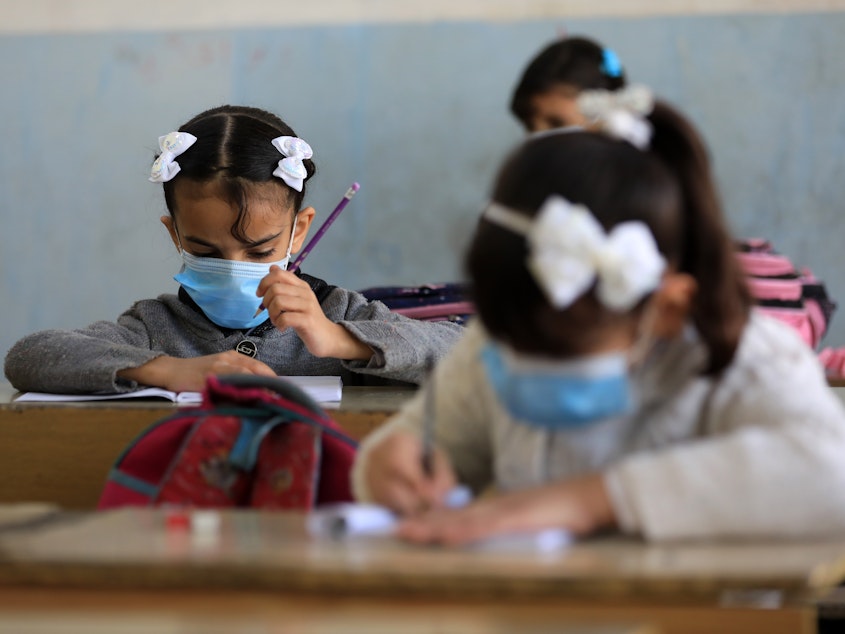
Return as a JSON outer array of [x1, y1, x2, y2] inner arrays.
[[289, 182, 360, 273]]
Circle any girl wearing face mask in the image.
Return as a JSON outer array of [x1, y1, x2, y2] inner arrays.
[[4, 105, 464, 394], [351, 90, 845, 543]]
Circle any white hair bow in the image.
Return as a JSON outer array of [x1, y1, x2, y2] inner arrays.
[[577, 84, 654, 149], [484, 196, 666, 311], [271, 136, 313, 192], [149, 131, 198, 183]]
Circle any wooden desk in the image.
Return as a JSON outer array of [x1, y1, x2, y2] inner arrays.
[[0, 591, 657, 634], [2, 508, 844, 634], [0, 383, 413, 510]]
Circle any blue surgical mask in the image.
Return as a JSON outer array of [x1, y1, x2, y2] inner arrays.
[[175, 253, 289, 329], [481, 342, 634, 430], [174, 220, 296, 330]]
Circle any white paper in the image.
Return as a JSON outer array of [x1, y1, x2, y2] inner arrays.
[[284, 375, 342, 403], [14, 375, 343, 405], [307, 503, 398, 537], [13, 387, 198, 404], [307, 485, 573, 552]]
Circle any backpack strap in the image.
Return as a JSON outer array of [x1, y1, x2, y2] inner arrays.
[[208, 374, 357, 449], [211, 374, 324, 416], [297, 271, 337, 305]]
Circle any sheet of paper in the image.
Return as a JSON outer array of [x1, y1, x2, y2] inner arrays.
[[285, 375, 343, 403], [13, 376, 342, 405], [306, 485, 573, 553], [14, 387, 191, 403], [306, 502, 572, 552]]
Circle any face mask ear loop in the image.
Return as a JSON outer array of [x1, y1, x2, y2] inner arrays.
[[173, 223, 186, 256], [628, 297, 659, 369], [284, 215, 299, 261]]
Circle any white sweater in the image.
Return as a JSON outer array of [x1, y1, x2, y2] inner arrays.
[[353, 312, 845, 541]]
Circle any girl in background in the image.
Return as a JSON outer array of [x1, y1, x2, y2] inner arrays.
[[511, 35, 627, 132]]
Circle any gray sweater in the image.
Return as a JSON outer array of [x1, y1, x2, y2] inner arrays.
[[4, 273, 465, 393]]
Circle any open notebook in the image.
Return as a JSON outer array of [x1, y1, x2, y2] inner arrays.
[[14, 375, 343, 406]]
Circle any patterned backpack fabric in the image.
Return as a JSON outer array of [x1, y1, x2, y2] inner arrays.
[[97, 374, 357, 511], [359, 282, 475, 325], [736, 239, 837, 350]]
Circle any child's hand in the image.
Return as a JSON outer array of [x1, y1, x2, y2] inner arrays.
[[362, 430, 458, 515], [396, 473, 615, 546], [257, 266, 373, 361], [118, 352, 277, 393]]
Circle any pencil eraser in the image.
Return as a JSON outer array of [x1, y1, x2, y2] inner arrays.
[[164, 509, 191, 531], [191, 510, 221, 536]]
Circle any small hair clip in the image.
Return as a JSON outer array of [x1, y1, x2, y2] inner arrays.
[[600, 48, 623, 78], [484, 196, 665, 311], [149, 131, 198, 183], [271, 136, 313, 192], [577, 84, 654, 149]]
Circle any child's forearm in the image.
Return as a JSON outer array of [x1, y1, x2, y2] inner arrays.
[[538, 472, 618, 535], [329, 323, 374, 361], [117, 356, 171, 388], [572, 472, 617, 533]]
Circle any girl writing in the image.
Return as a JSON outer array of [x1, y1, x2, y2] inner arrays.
[[352, 90, 845, 543], [4, 105, 463, 394]]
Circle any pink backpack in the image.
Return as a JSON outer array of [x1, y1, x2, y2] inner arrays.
[[97, 374, 357, 511], [736, 239, 836, 349], [359, 283, 475, 325]]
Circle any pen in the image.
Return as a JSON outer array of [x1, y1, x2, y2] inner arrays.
[[288, 182, 360, 273], [421, 353, 474, 507], [421, 353, 436, 476]]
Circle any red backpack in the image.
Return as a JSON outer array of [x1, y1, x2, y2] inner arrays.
[[97, 374, 356, 511]]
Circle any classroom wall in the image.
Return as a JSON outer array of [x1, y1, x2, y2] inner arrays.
[[2, 1, 845, 366]]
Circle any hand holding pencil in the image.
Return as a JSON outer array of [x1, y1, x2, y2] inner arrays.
[[359, 354, 464, 515], [255, 182, 372, 361]]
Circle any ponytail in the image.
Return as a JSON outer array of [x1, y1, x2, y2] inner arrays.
[[648, 101, 751, 375]]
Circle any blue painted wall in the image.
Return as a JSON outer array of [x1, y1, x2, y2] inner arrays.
[[2, 12, 844, 365]]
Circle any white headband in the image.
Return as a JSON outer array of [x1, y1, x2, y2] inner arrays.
[[576, 84, 655, 149], [149, 132, 198, 183], [148, 131, 314, 191], [271, 136, 313, 192], [484, 196, 666, 311]]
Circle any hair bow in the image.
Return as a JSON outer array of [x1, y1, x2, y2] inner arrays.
[[271, 136, 313, 192], [600, 48, 623, 78], [576, 84, 654, 149], [485, 196, 666, 311], [149, 131, 198, 183]]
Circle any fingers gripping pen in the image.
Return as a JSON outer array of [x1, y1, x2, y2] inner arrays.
[[422, 353, 472, 508], [249, 182, 360, 334]]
